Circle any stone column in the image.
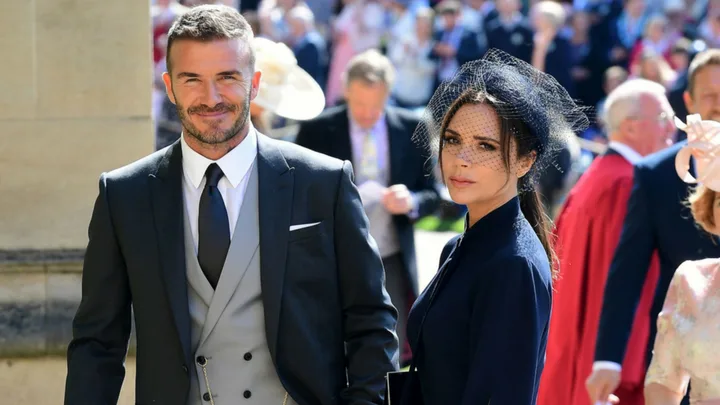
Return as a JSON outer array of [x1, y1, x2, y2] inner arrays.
[[0, 0, 153, 356]]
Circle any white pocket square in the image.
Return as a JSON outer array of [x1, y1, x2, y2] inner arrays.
[[289, 222, 321, 231]]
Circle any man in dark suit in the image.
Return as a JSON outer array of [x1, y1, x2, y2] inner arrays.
[[587, 49, 720, 405], [485, 0, 534, 63], [286, 6, 328, 91], [64, 5, 398, 405], [431, 0, 485, 91], [295, 49, 440, 367]]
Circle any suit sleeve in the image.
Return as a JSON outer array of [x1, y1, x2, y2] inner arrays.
[[461, 257, 551, 405], [595, 166, 656, 363], [334, 161, 400, 405], [65, 174, 132, 405]]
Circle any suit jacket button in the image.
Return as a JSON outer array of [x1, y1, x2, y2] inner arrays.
[[203, 392, 211, 401], [182, 365, 188, 373], [196, 356, 207, 366], [244, 352, 252, 361], [243, 390, 252, 399]]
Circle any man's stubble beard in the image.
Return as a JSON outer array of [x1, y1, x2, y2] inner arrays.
[[173, 86, 252, 146]]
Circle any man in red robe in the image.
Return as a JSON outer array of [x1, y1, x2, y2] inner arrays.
[[537, 78, 676, 405]]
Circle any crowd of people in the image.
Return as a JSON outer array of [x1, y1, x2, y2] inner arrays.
[[151, 0, 719, 212], [63, 1, 720, 405]]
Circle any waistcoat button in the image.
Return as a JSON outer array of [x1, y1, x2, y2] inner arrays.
[[244, 352, 252, 361], [243, 390, 252, 399], [203, 392, 211, 401], [196, 356, 207, 366]]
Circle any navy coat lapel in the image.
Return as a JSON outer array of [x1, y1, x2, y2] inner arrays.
[[386, 109, 408, 186], [334, 108, 353, 163], [149, 142, 192, 365], [256, 135, 295, 360]]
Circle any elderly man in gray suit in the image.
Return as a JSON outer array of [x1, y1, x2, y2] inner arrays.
[[64, 5, 398, 405]]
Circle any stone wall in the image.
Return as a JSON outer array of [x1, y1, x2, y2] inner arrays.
[[0, 0, 152, 355], [0, 250, 138, 357], [0, 0, 153, 250]]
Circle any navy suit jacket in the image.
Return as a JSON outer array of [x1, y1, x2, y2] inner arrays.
[[293, 32, 328, 91], [595, 142, 720, 365], [430, 28, 485, 70], [485, 19, 534, 63]]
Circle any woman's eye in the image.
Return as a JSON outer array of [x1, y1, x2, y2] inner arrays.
[[478, 142, 496, 151], [442, 135, 459, 145]]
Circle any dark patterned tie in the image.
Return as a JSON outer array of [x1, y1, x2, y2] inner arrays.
[[197, 163, 230, 289]]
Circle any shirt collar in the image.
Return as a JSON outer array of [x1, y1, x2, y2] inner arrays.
[[348, 110, 386, 134], [608, 141, 643, 164], [180, 127, 258, 189]]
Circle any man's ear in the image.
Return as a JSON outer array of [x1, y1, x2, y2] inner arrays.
[[162, 72, 176, 104], [683, 90, 694, 115], [249, 70, 262, 101]]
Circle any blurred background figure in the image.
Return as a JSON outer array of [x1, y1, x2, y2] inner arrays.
[[285, 6, 329, 90], [388, 7, 438, 109], [539, 78, 674, 405], [250, 37, 326, 136], [295, 50, 440, 367]]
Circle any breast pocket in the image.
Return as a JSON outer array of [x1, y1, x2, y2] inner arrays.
[[288, 222, 324, 242]]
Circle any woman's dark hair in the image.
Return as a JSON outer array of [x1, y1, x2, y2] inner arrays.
[[438, 90, 558, 278]]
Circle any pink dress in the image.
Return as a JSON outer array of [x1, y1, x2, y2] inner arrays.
[[645, 259, 720, 404]]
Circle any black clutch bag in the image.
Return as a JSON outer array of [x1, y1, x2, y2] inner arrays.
[[385, 369, 424, 405], [384, 238, 462, 405]]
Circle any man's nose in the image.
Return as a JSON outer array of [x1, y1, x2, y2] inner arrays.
[[202, 82, 223, 105]]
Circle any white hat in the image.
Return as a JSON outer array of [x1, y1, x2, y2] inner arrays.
[[251, 37, 325, 121]]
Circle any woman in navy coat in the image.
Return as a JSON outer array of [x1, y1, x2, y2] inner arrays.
[[405, 49, 589, 405]]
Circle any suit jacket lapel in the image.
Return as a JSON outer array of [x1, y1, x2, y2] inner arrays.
[[257, 135, 294, 360], [386, 109, 407, 185], [334, 106, 353, 163], [149, 141, 192, 364]]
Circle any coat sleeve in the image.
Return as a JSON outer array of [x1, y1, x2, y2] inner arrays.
[[65, 174, 132, 405], [461, 257, 551, 405], [334, 161, 400, 405], [595, 166, 657, 364]]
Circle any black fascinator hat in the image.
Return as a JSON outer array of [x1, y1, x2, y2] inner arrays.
[[413, 49, 590, 190]]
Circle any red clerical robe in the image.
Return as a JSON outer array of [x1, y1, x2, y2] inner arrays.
[[537, 152, 659, 405]]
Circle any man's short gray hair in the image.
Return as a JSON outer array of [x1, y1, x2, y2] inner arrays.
[[602, 78, 669, 133], [287, 6, 315, 29], [342, 49, 396, 89]]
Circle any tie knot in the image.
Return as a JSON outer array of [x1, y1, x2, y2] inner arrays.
[[204, 163, 225, 187]]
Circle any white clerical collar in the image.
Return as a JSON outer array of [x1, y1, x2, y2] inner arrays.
[[608, 141, 642, 164], [180, 127, 258, 189]]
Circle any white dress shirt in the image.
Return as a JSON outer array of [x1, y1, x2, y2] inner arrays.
[[608, 141, 642, 164], [181, 129, 258, 253], [349, 114, 389, 184]]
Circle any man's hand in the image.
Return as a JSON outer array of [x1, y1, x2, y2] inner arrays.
[[382, 184, 414, 215], [586, 369, 621, 405], [533, 31, 554, 50], [610, 46, 627, 62], [433, 43, 456, 58]]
